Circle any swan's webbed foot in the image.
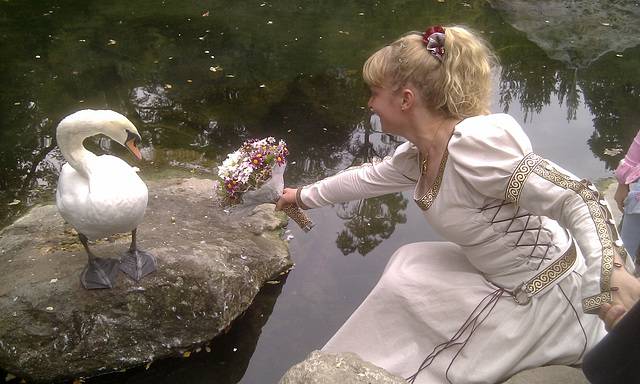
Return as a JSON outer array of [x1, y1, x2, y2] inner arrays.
[[80, 257, 120, 289], [119, 249, 157, 281], [78, 232, 119, 289]]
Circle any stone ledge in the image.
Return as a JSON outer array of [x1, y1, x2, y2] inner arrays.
[[0, 177, 291, 383], [279, 351, 590, 384]]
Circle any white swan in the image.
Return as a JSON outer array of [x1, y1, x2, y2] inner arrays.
[[55, 109, 156, 289]]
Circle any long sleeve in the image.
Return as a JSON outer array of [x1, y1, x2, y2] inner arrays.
[[615, 130, 640, 185], [510, 155, 634, 313], [296, 142, 419, 209], [449, 114, 635, 313]]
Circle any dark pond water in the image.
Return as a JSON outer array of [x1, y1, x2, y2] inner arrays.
[[1, 0, 640, 383]]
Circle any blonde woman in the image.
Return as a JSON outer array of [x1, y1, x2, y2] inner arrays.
[[276, 25, 640, 383]]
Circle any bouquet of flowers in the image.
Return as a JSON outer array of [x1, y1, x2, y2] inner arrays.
[[217, 137, 315, 232]]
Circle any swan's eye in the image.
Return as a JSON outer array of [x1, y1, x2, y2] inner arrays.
[[126, 130, 141, 146]]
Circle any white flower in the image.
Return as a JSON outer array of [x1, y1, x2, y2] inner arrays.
[[218, 150, 242, 178]]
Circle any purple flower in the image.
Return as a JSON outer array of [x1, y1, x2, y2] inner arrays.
[[250, 152, 264, 167], [225, 178, 239, 193]]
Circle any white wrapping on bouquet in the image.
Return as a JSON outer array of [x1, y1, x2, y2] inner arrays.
[[226, 163, 315, 232], [228, 163, 285, 219]]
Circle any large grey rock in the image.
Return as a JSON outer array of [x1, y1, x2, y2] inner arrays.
[[488, 0, 640, 68], [0, 177, 291, 383], [279, 351, 590, 384], [279, 350, 408, 384]]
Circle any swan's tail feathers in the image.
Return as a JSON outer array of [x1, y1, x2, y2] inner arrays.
[[119, 249, 157, 282], [80, 257, 120, 289]]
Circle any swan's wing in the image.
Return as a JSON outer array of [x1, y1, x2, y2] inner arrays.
[[85, 155, 148, 235], [56, 163, 90, 223], [57, 156, 149, 238]]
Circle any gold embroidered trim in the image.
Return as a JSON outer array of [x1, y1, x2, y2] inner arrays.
[[295, 187, 311, 210], [582, 291, 613, 313], [532, 160, 614, 312], [525, 243, 577, 296], [415, 150, 449, 211], [506, 153, 543, 204]]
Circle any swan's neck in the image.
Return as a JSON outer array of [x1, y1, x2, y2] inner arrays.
[[57, 125, 98, 178]]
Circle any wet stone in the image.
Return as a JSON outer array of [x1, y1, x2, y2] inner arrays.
[[0, 178, 291, 383]]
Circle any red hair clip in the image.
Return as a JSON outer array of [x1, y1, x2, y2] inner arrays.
[[422, 25, 446, 61]]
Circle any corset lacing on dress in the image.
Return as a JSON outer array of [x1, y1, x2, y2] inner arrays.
[[407, 200, 585, 384]]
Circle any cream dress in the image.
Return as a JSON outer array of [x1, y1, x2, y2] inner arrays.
[[294, 114, 634, 384]]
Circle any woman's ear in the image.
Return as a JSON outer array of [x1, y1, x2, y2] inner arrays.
[[401, 88, 415, 111]]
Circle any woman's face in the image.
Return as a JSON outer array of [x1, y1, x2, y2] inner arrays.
[[367, 85, 402, 135]]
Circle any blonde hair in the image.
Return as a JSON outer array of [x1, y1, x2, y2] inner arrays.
[[363, 25, 498, 118]]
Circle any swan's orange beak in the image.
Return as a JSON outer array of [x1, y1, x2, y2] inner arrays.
[[125, 131, 143, 160]]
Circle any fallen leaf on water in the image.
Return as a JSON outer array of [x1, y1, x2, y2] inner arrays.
[[202, 11, 210, 17], [146, 362, 153, 370], [5, 373, 16, 381], [8, 199, 20, 206], [265, 280, 280, 284], [183, 351, 191, 358], [604, 148, 623, 156]]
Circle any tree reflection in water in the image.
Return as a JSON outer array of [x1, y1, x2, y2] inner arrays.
[[333, 113, 409, 256], [1, 1, 640, 381], [336, 194, 408, 256]]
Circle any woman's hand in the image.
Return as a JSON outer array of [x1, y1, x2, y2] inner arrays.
[[614, 182, 630, 213], [606, 249, 640, 331], [610, 267, 640, 310], [598, 302, 626, 332], [275, 187, 298, 211]]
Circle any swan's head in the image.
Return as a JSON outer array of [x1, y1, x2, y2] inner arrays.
[[122, 128, 143, 160], [57, 109, 143, 160], [94, 110, 143, 160]]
